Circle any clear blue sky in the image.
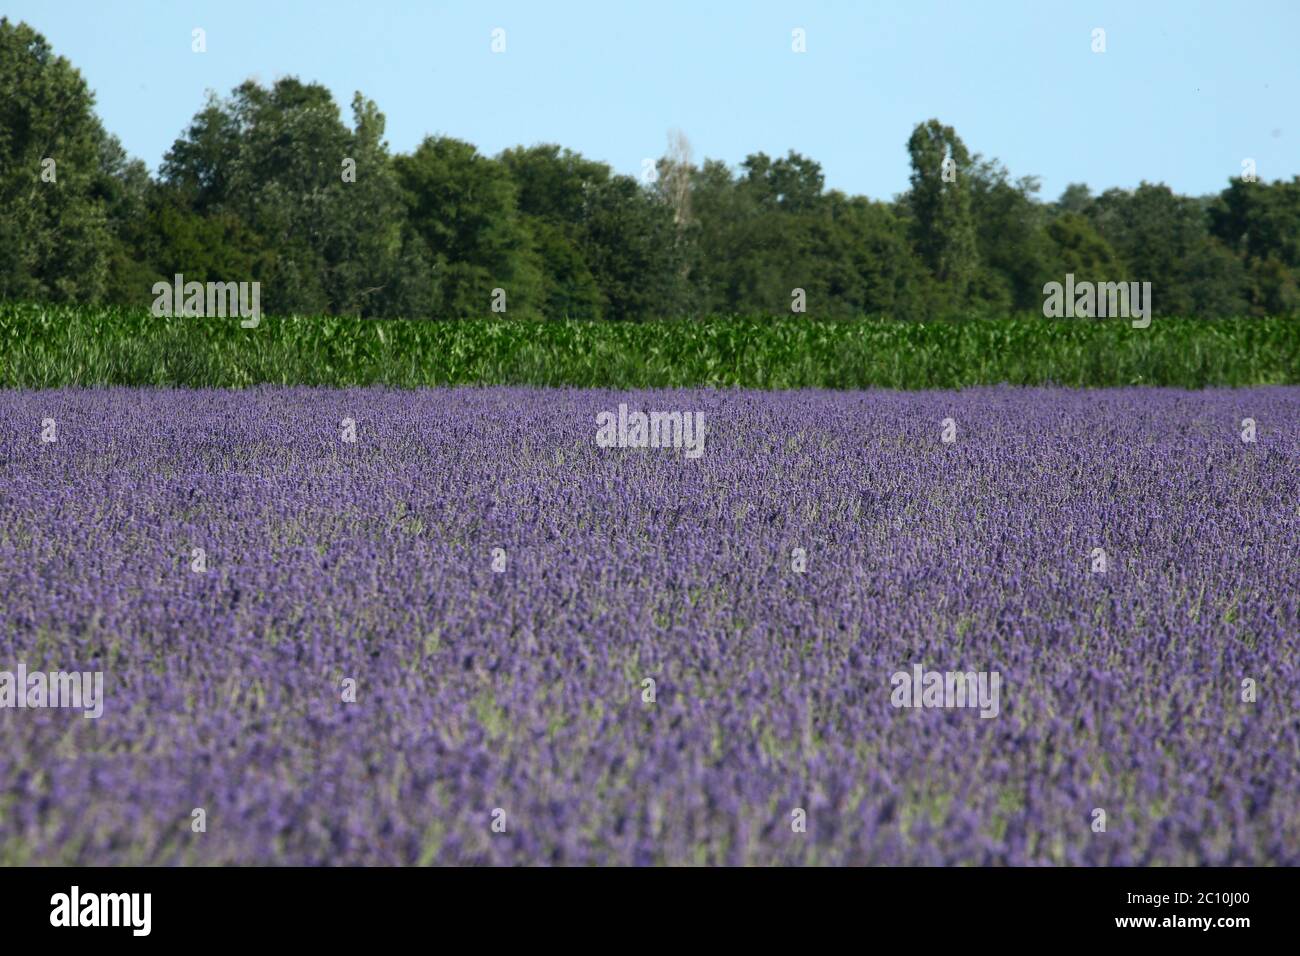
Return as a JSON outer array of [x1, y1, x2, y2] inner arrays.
[[6, 0, 1296, 201]]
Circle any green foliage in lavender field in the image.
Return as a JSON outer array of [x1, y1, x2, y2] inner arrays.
[[2, 303, 1297, 390]]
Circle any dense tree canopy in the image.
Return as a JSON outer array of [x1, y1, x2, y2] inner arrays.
[[2, 18, 1296, 320], [0, 18, 129, 303]]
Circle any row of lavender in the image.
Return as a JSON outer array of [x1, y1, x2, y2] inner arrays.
[[1, 386, 1297, 864]]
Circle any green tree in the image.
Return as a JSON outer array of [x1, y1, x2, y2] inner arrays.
[[499, 143, 684, 320], [739, 151, 826, 214], [966, 156, 1049, 312], [813, 193, 929, 318], [1055, 183, 1093, 215], [499, 144, 610, 318], [580, 174, 682, 321], [904, 119, 978, 307], [1210, 177, 1300, 315], [0, 18, 117, 302], [1042, 212, 1120, 283], [396, 136, 541, 318], [1088, 183, 1247, 316], [162, 79, 415, 316]]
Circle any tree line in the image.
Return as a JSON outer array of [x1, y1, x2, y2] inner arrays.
[[3, 18, 1297, 321]]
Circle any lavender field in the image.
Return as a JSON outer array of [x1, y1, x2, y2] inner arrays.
[[1, 385, 1297, 865]]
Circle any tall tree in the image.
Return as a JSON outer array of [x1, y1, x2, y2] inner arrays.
[[905, 119, 978, 306], [0, 18, 117, 302]]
